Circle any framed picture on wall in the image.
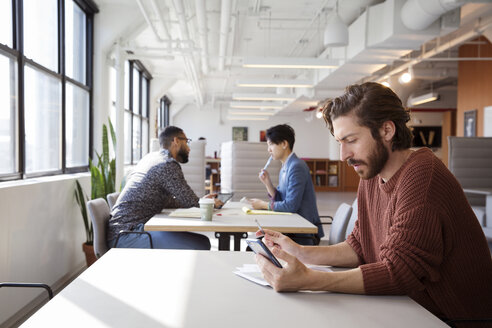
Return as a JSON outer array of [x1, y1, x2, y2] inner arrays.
[[232, 127, 248, 141], [259, 130, 266, 142], [464, 109, 477, 137]]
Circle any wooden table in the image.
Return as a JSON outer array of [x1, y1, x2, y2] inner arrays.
[[21, 249, 447, 328], [145, 202, 318, 251]]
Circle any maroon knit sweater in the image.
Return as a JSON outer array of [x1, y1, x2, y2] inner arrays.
[[346, 148, 492, 320]]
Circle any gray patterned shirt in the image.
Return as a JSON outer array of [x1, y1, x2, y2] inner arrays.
[[107, 149, 199, 241]]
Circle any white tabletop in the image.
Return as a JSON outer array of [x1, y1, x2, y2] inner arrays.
[[144, 202, 318, 234], [22, 249, 447, 328]]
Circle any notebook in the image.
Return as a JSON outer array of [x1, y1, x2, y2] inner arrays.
[[241, 206, 292, 215]]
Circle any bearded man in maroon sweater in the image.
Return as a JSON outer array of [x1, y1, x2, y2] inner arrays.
[[255, 82, 492, 325]]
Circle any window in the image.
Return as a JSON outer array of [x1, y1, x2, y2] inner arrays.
[[0, 0, 98, 181], [124, 60, 150, 165], [158, 96, 171, 132]]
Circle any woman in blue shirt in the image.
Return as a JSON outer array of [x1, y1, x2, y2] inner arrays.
[[250, 124, 324, 245]]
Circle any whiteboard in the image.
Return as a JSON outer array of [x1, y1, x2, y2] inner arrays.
[[485, 106, 492, 137]]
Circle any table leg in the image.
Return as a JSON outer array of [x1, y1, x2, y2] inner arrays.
[[215, 232, 248, 251]]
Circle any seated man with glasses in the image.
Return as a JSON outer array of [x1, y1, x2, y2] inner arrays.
[[107, 126, 222, 250]]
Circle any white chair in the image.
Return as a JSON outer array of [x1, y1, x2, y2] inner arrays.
[[106, 191, 120, 210], [87, 198, 154, 259], [328, 203, 353, 245], [345, 198, 358, 239]]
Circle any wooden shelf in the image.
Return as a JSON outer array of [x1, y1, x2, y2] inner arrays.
[[205, 159, 221, 194], [303, 158, 342, 192], [302, 158, 360, 192]]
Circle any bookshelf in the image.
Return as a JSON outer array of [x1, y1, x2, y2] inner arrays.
[[205, 158, 221, 194], [302, 158, 342, 191]]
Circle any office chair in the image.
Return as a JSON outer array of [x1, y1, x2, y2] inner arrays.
[[345, 198, 358, 239], [327, 203, 353, 245], [87, 198, 154, 259], [106, 191, 120, 210], [0, 282, 53, 300]]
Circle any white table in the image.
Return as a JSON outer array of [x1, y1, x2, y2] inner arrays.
[[145, 202, 318, 250], [21, 249, 447, 328]]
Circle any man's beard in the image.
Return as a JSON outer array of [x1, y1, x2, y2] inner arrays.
[[347, 137, 389, 180], [177, 147, 189, 163]]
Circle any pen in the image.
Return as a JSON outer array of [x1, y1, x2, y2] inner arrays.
[[255, 219, 265, 236], [263, 155, 272, 171]]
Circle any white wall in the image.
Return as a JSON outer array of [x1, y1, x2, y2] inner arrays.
[[173, 104, 338, 159], [0, 175, 89, 326]]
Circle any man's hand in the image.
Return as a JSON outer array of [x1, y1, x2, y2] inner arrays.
[[249, 198, 268, 210], [202, 193, 223, 208], [258, 169, 272, 185], [256, 229, 301, 257], [255, 246, 313, 292]]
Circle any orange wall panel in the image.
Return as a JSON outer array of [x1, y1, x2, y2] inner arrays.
[[457, 37, 492, 137]]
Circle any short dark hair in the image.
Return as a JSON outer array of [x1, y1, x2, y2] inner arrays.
[[266, 124, 295, 150], [321, 82, 412, 151], [159, 126, 184, 149]]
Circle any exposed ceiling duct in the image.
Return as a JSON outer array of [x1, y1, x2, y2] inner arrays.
[[218, 0, 232, 71], [401, 0, 464, 31], [194, 0, 209, 74]]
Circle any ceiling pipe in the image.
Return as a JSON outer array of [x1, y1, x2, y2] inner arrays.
[[135, 0, 163, 42], [173, 0, 204, 105], [375, 15, 492, 82], [194, 0, 210, 74], [150, 0, 171, 40], [401, 0, 465, 31], [218, 0, 232, 71]]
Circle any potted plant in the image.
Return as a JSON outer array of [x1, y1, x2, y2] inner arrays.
[[74, 119, 117, 267]]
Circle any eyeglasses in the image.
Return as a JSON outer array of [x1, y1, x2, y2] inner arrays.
[[177, 137, 192, 144]]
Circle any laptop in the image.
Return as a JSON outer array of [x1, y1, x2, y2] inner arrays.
[[217, 193, 234, 208]]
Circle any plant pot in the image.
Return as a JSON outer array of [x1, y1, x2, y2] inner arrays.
[[82, 243, 97, 267]]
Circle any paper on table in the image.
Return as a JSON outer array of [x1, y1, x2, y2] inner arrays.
[[242, 206, 292, 215], [234, 264, 333, 287], [168, 207, 201, 218]]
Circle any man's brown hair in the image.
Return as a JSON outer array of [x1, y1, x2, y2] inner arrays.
[[320, 82, 412, 151]]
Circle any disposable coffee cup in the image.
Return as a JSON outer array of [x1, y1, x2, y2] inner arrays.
[[199, 198, 214, 221]]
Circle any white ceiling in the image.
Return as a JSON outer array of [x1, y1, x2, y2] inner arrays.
[[96, 0, 492, 119]]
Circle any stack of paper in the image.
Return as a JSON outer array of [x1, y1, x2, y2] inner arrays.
[[168, 207, 201, 218], [242, 206, 292, 215], [233, 263, 334, 287]]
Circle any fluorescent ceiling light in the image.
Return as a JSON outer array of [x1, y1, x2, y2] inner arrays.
[[236, 79, 313, 88], [230, 101, 284, 109], [229, 110, 275, 116], [227, 116, 269, 121], [232, 93, 296, 101], [408, 92, 439, 106], [243, 57, 338, 69]]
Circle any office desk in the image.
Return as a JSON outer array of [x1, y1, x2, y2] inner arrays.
[[145, 202, 318, 251], [463, 188, 492, 228], [21, 249, 446, 328]]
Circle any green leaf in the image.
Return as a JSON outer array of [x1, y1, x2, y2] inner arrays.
[[74, 180, 92, 245], [109, 118, 117, 154]]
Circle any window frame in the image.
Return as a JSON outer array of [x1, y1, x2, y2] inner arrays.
[[0, 0, 98, 182], [125, 60, 151, 165]]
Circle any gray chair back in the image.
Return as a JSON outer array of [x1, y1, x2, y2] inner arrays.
[[345, 198, 358, 239], [107, 191, 120, 210], [448, 137, 492, 207], [329, 203, 352, 245], [87, 198, 111, 258]]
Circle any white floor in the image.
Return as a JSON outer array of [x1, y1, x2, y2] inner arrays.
[[209, 191, 357, 251]]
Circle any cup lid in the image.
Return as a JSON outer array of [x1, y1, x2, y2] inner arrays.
[[199, 198, 215, 204]]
